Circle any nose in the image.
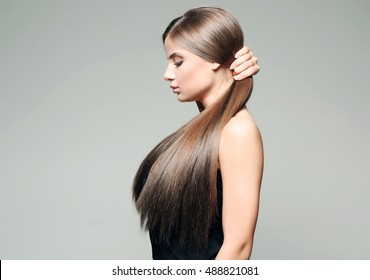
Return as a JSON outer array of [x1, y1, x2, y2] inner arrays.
[[163, 64, 175, 81]]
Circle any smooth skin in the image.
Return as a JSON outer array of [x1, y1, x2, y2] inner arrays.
[[216, 110, 263, 259], [164, 38, 263, 260]]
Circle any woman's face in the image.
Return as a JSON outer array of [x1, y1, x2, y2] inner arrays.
[[163, 37, 219, 105]]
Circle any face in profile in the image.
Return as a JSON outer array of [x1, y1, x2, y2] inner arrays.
[[163, 36, 220, 105]]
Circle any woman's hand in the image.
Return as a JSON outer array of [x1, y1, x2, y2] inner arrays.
[[230, 46, 259, 80]]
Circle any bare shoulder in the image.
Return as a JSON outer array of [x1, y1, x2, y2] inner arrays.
[[221, 109, 262, 145], [219, 108, 264, 173]]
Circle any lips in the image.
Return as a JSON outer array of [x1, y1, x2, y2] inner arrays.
[[170, 85, 180, 94]]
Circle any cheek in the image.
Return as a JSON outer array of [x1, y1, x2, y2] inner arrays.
[[180, 66, 193, 80], [189, 68, 213, 90], [176, 61, 213, 92], [176, 69, 193, 88]]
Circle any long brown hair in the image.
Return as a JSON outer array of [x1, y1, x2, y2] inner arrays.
[[132, 6, 253, 250]]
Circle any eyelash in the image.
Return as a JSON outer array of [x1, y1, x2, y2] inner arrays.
[[174, 61, 183, 67]]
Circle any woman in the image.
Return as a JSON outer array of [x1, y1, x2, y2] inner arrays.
[[133, 6, 263, 260]]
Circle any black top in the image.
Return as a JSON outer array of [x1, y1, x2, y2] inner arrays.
[[150, 171, 224, 260]]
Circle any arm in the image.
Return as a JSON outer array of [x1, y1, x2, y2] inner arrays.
[[216, 116, 264, 260], [230, 46, 259, 80]]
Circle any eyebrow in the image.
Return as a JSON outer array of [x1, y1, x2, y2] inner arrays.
[[167, 52, 184, 60]]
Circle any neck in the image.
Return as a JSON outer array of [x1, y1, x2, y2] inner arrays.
[[197, 68, 234, 110]]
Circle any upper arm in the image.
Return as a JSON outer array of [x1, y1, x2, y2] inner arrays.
[[219, 117, 264, 247]]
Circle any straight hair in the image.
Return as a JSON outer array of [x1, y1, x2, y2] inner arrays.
[[132, 6, 253, 250]]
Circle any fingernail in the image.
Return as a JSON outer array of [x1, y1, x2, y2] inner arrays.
[[234, 75, 240, 80]]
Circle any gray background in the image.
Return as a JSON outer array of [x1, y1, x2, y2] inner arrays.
[[1, 0, 369, 259]]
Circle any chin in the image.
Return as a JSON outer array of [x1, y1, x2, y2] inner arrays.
[[176, 95, 187, 102], [177, 94, 195, 103], [177, 98, 193, 103]]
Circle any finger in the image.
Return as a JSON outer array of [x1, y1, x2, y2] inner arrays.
[[233, 57, 259, 75], [238, 55, 258, 72], [230, 52, 252, 70], [233, 60, 254, 75], [230, 53, 254, 71], [234, 45, 250, 58], [234, 65, 260, 80]]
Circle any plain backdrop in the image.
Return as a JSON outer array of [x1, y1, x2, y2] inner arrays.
[[1, 0, 369, 259]]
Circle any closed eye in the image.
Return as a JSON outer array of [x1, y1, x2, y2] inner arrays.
[[174, 61, 183, 67]]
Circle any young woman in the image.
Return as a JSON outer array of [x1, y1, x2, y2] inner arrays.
[[133, 6, 263, 260]]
